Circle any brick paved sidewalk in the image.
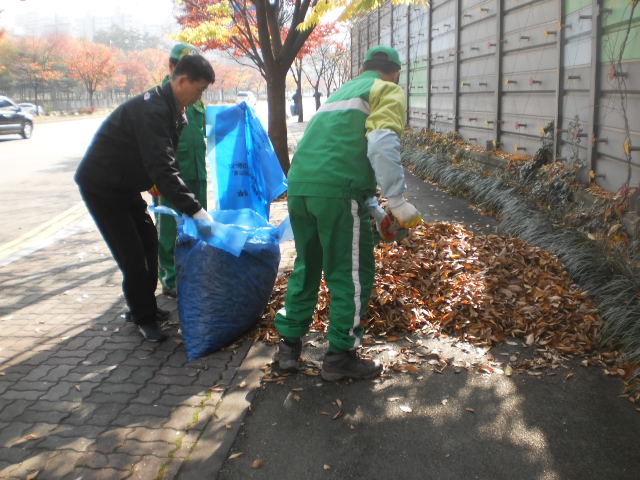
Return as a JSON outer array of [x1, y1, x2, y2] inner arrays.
[[0, 214, 259, 479]]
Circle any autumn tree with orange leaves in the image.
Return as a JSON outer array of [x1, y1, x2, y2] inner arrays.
[[14, 36, 65, 109], [65, 40, 116, 108]]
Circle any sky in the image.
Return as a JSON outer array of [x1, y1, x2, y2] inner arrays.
[[0, 0, 178, 35]]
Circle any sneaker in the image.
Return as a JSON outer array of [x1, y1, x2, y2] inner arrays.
[[137, 322, 168, 342], [123, 308, 170, 323], [276, 339, 302, 372], [321, 349, 382, 381]]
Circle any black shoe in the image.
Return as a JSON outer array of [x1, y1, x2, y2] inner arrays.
[[136, 322, 168, 342], [276, 339, 302, 372], [321, 349, 382, 381], [123, 307, 170, 323], [162, 287, 177, 298]]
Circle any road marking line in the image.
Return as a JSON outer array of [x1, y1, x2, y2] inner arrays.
[[0, 202, 88, 259]]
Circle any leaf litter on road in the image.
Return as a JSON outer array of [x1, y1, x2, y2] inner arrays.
[[254, 222, 637, 403]]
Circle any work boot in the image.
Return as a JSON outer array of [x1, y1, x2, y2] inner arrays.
[[276, 339, 302, 372], [136, 321, 167, 343], [123, 307, 170, 323], [321, 349, 382, 381]]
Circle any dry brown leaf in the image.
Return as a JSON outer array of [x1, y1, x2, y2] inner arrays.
[[228, 452, 244, 460], [251, 459, 263, 469], [465, 407, 475, 413]]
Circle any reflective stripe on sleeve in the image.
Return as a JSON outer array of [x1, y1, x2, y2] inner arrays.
[[317, 97, 370, 115]]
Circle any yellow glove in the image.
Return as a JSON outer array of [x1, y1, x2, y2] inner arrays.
[[388, 196, 423, 228]]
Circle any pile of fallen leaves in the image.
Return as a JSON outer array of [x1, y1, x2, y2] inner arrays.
[[255, 222, 602, 357]]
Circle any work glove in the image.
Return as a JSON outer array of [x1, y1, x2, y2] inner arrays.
[[192, 208, 215, 237], [387, 195, 423, 228]]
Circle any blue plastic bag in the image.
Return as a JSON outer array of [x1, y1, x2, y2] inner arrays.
[[206, 103, 287, 220], [150, 206, 292, 361]]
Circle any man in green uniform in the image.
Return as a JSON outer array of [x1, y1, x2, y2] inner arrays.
[[274, 46, 423, 381], [153, 43, 208, 298]]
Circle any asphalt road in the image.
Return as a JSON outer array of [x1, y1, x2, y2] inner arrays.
[[0, 116, 105, 246]]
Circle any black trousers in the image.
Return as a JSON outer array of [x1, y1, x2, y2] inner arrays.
[[80, 188, 159, 324]]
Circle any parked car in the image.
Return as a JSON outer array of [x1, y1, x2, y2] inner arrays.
[[18, 102, 46, 116], [0, 96, 33, 139], [236, 91, 257, 106]]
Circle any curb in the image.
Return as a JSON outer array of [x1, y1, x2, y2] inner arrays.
[[174, 341, 274, 479]]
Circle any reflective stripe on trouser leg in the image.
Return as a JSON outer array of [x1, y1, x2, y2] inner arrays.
[[318, 198, 375, 352]]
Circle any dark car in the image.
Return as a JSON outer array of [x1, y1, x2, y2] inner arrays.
[[0, 96, 33, 139]]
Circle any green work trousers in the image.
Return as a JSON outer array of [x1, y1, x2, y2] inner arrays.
[[274, 196, 375, 352], [156, 179, 207, 291]]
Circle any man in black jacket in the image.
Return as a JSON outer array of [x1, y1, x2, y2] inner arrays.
[[75, 54, 215, 342]]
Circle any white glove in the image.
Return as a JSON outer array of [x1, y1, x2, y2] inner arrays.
[[192, 208, 213, 222], [387, 196, 422, 228], [192, 208, 215, 236]]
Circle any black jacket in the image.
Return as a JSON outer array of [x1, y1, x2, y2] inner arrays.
[[75, 81, 202, 216]]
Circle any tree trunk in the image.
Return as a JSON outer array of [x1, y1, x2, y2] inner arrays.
[[266, 69, 290, 174]]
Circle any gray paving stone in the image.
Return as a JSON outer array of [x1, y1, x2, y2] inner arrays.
[[26, 400, 78, 413], [103, 365, 137, 383], [0, 399, 35, 422], [129, 454, 166, 480], [81, 389, 138, 404], [18, 407, 70, 425], [43, 364, 76, 382], [115, 439, 176, 458], [35, 434, 95, 452], [39, 381, 77, 401], [2, 389, 44, 401], [126, 426, 185, 444], [92, 428, 130, 454], [60, 382, 100, 402], [162, 384, 208, 397], [40, 450, 87, 478], [162, 405, 203, 430], [0, 446, 31, 464], [130, 383, 168, 405], [76, 451, 140, 470], [149, 374, 196, 387], [62, 466, 132, 480], [93, 381, 140, 394], [21, 365, 55, 382], [0, 449, 52, 478], [11, 380, 55, 392]]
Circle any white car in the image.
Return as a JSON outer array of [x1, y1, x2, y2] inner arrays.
[[236, 91, 257, 107], [19, 103, 46, 116]]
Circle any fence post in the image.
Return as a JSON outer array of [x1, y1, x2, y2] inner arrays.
[[453, 0, 461, 132], [494, 0, 504, 147], [554, 0, 565, 159], [586, 0, 602, 176], [406, 5, 412, 125], [427, 3, 433, 130]]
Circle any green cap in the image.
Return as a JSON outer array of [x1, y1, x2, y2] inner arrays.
[[363, 45, 402, 69], [170, 42, 199, 61]]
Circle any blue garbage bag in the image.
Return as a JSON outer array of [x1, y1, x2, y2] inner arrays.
[[150, 206, 292, 361], [206, 103, 287, 220]]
